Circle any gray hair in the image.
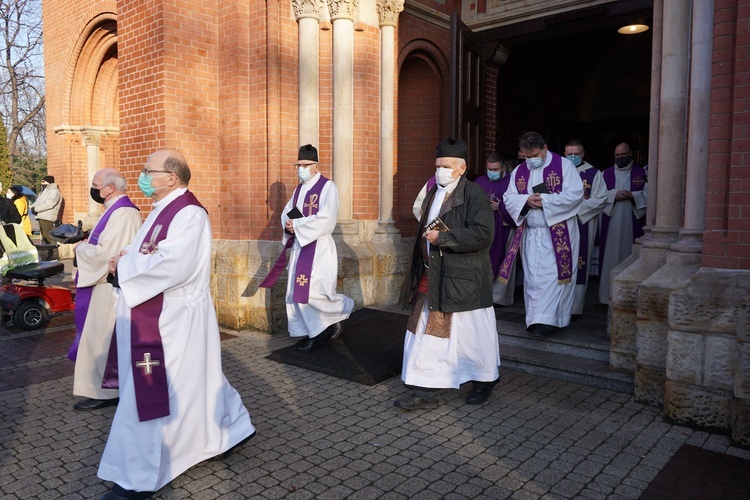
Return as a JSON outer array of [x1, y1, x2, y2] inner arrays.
[[163, 155, 191, 185], [101, 171, 127, 192]]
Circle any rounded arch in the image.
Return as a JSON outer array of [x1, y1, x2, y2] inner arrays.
[[395, 39, 448, 237], [63, 12, 118, 127]]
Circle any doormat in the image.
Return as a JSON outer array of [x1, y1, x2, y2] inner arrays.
[[267, 307, 408, 386]]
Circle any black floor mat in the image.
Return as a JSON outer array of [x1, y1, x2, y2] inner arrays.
[[267, 308, 408, 386]]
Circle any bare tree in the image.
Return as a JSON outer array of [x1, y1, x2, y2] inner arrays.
[[1, 0, 45, 187]]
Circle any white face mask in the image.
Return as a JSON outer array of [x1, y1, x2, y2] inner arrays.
[[298, 166, 313, 182], [5, 193, 12, 199], [526, 157, 543, 169], [435, 167, 456, 187]]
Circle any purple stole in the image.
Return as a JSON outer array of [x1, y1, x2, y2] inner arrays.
[[576, 167, 599, 285], [474, 174, 514, 278], [599, 165, 647, 269], [67, 196, 139, 361], [260, 175, 329, 304], [104, 191, 205, 422], [498, 153, 574, 285]]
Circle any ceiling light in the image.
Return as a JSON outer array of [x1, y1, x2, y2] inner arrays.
[[618, 24, 649, 35]]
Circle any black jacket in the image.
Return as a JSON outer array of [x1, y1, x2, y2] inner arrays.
[[0, 197, 21, 224], [410, 176, 495, 312]]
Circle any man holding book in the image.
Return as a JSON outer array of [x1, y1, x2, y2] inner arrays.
[[501, 131, 584, 337], [395, 137, 500, 410]]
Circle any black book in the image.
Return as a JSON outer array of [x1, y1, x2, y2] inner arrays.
[[287, 207, 304, 219], [532, 182, 549, 194]]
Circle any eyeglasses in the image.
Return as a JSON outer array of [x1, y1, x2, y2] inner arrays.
[[142, 168, 172, 175], [293, 163, 317, 169], [614, 153, 631, 158]]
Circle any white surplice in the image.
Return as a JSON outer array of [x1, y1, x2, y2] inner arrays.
[[599, 164, 647, 304], [73, 195, 141, 399], [98, 188, 255, 492], [504, 154, 584, 328], [282, 172, 354, 338], [401, 181, 500, 389], [572, 163, 607, 315]]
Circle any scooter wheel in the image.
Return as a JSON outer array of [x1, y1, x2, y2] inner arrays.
[[14, 301, 49, 330]]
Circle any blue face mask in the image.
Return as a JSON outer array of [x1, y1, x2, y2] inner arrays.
[[567, 155, 582, 167], [526, 157, 543, 169], [487, 170, 502, 181], [138, 172, 156, 197]]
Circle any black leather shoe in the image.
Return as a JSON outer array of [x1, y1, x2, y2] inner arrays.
[[328, 321, 344, 340], [532, 324, 555, 338], [295, 330, 331, 352], [217, 431, 256, 460], [99, 483, 154, 499], [74, 398, 119, 411], [465, 386, 493, 405]]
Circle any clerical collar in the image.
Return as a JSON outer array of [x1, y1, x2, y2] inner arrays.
[[153, 187, 187, 208], [104, 194, 126, 209]]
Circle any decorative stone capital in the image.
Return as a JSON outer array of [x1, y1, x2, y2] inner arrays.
[[82, 134, 101, 147], [376, 0, 404, 27], [292, 0, 322, 21], [327, 0, 357, 21]]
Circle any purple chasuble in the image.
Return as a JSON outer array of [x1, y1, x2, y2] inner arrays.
[[113, 191, 204, 422], [498, 153, 574, 285], [576, 167, 599, 285], [474, 174, 514, 278], [68, 196, 139, 362], [259, 175, 329, 305], [598, 164, 647, 270]]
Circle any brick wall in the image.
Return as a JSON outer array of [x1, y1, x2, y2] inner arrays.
[[704, 0, 750, 270]]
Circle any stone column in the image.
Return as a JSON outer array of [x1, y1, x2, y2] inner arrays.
[[328, 0, 357, 233], [674, 0, 714, 253], [293, 0, 321, 147], [375, 0, 403, 235], [83, 132, 102, 222], [645, 0, 663, 231]]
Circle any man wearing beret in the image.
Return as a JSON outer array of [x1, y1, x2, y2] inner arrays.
[[30, 175, 63, 260], [395, 137, 501, 410], [263, 145, 354, 352]]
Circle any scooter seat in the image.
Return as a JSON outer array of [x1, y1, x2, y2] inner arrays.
[[4, 261, 65, 280]]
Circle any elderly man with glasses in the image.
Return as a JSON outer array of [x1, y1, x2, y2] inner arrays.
[[261, 144, 353, 352]]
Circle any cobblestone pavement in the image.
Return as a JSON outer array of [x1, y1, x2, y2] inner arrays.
[[1, 298, 749, 498]]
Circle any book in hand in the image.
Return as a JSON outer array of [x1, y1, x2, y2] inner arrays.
[[286, 206, 304, 219], [423, 215, 450, 235], [532, 182, 549, 194]]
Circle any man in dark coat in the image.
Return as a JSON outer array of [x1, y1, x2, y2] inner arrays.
[[394, 137, 501, 410]]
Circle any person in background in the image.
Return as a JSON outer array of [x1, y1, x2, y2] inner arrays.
[[8, 186, 31, 236], [30, 175, 63, 260], [563, 140, 607, 317]]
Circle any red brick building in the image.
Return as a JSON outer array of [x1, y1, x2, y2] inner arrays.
[[42, 0, 749, 443]]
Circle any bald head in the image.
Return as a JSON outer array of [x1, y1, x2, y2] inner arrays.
[[148, 150, 191, 185]]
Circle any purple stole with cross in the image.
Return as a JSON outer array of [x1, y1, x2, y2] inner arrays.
[[67, 196, 139, 362], [576, 167, 599, 285], [497, 152, 574, 285], [598, 164, 647, 270], [260, 175, 329, 304], [102, 190, 205, 422]]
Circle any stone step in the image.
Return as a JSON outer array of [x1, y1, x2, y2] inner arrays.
[[497, 320, 633, 394]]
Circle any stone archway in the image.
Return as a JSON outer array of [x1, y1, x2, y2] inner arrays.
[[53, 14, 119, 227], [395, 41, 448, 236]]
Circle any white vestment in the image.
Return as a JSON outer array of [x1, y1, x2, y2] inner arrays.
[[599, 164, 647, 304], [572, 163, 607, 315], [503, 154, 584, 328], [282, 172, 354, 338], [73, 196, 141, 399], [98, 188, 255, 492], [401, 182, 500, 389]]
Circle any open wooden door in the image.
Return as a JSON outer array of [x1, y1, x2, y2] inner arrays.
[[450, 13, 485, 177]]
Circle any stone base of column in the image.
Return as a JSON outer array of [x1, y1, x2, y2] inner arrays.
[[333, 219, 359, 235], [634, 250, 702, 405], [374, 220, 400, 235]]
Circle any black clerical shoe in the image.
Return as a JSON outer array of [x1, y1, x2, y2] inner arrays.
[[73, 397, 119, 411], [216, 431, 257, 460], [99, 483, 154, 500], [296, 330, 332, 352], [393, 393, 439, 410], [328, 321, 344, 340], [466, 386, 493, 405], [532, 324, 555, 338]]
